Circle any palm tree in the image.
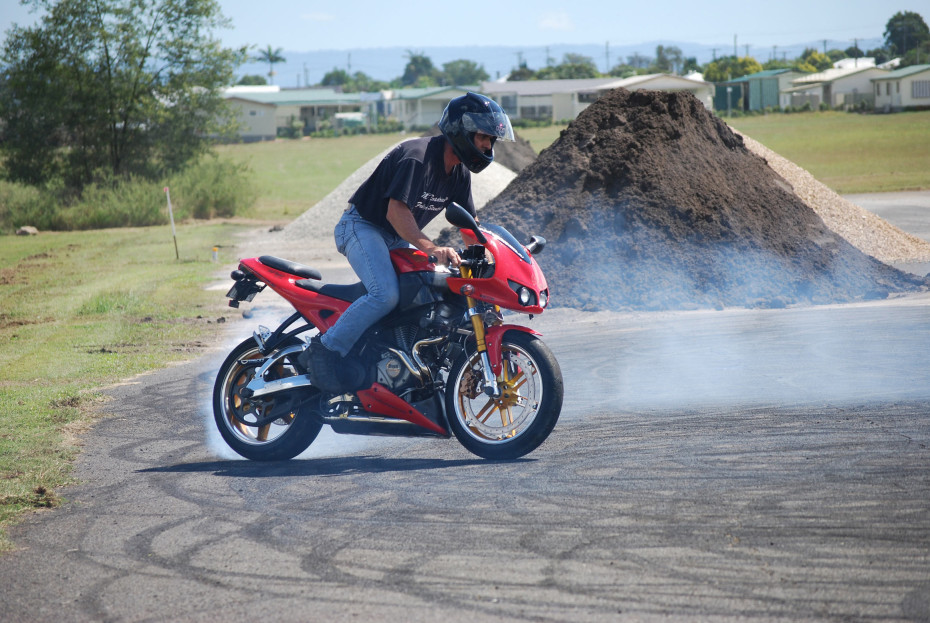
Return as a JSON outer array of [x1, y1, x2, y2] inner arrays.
[[255, 45, 286, 84]]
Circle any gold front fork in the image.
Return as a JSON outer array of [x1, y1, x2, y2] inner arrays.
[[460, 265, 501, 398]]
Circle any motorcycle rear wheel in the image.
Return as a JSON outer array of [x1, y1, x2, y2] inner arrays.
[[445, 331, 563, 460], [213, 336, 322, 461]]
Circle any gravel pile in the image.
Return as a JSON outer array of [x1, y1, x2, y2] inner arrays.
[[737, 133, 930, 264]]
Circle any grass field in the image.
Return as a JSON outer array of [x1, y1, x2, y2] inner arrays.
[[215, 134, 405, 222], [0, 222, 250, 550], [2, 109, 928, 551], [726, 110, 930, 194]]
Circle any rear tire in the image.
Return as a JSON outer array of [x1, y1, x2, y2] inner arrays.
[[213, 336, 322, 461], [445, 331, 563, 460]]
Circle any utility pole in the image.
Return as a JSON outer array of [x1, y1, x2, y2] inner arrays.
[[734, 34, 738, 57], [823, 39, 828, 55], [711, 48, 717, 61], [605, 41, 610, 73], [347, 52, 351, 73], [744, 44, 750, 57]]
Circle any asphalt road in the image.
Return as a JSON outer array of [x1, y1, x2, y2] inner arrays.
[[2, 194, 930, 622]]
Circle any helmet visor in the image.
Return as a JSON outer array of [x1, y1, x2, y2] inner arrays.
[[461, 111, 515, 142]]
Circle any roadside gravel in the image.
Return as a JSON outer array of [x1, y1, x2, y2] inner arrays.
[[739, 132, 930, 264]]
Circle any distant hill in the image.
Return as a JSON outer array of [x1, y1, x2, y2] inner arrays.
[[235, 39, 883, 88]]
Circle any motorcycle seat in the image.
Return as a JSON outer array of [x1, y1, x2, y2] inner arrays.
[[295, 278, 367, 303], [259, 255, 322, 280]]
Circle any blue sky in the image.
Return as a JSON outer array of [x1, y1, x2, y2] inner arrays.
[[1, 1, 920, 85], [1, 1, 917, 51]]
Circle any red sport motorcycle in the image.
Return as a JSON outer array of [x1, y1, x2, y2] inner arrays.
[[213, 203, 563, 461]]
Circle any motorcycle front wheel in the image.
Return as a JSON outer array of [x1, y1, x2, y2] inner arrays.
[[213, 336, 322, 461], [445, 330, 563, 460]]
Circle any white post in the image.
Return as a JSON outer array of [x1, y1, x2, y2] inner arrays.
[[164, 187, 179, 260]]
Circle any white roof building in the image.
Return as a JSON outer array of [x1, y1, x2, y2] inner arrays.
[[872, 64, 930, 111], [480, 74, 715, 123], [789, 66, 889, 109]]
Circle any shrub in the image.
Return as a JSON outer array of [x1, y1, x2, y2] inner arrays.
[[64, 177, 166, 229], [0, 155, 256, 231], [167, 156, 256, 219], [0, 180, 62, 232]]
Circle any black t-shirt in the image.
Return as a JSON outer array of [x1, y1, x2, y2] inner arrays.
[[349, 135, 476, 236]]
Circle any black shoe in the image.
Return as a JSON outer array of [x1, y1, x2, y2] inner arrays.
[[303, 335, 357, 394]]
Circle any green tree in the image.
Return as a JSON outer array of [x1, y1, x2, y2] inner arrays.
[[349, 71, 389, 93], [401, 51, 439, 87], [866, 47, 892, 64], [507, 62, 536, 81], [237, 74, 268, 85], [0, 0, 243, 191], [652, 45, 683, 74], [537, 53, 600, 79], [844, 45, 864, 58], [441, 59, 489, 86], [682, 57, 701, 74], [255, 45, 286, 84], [795, 48, 832, 72], [608, 63, 637, 78], [321, 68, 352, 88], [884, 11, 930, 56], [627, 52, 652, 69], [703, 56, 763, 82]]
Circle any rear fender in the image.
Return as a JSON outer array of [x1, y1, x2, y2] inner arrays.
[[485, 324, 541, 375]]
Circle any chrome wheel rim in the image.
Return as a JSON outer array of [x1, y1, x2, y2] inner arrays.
[[220, 346, 298, 446], [453, 344, 542, 444]]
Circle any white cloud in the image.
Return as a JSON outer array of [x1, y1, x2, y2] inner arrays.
[[537, 11, 574, 32]]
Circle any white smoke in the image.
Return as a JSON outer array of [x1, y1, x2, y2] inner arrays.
[[537, 293, 930, 415], [202, 301, 392, 460]]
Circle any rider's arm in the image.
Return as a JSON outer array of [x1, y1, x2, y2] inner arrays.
[[386, 199, 461, 266]]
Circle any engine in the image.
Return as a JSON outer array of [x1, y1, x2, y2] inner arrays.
[[376, 351, 415, 392]]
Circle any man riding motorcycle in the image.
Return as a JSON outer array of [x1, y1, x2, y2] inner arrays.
[[302, 92, 515, 394]]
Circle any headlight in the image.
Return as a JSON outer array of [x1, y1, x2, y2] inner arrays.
[[540, 289, 548, 308], [508, 280, 538, 307]]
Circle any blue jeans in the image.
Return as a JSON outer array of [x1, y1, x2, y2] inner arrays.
[[319, 206, 412, 356]]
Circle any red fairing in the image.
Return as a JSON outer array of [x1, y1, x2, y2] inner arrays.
[[390, 247, 437, 273], [356, 384, 448, 435], [238, 257, 349, 333], [485, 325, 541, 375], [445, 229, 549, 314]]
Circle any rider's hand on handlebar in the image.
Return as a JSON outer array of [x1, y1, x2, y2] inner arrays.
[[430, 246, 461, 267]]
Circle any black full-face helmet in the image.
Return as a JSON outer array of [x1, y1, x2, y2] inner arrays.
[[438, 92, 514, 173]]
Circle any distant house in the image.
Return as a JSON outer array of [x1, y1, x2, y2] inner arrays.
[[223, 86, 364, 138], [785, 66, 888, 109], [872, 64, 930, 112], [224, 95, 277, 141], [744, 69, 803, 111], [480, 73, 715, 123], [220, 75, 717, 140], [381, 86, 472, 128]]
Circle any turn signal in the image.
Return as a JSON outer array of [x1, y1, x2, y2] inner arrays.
[[460, 284, 475, 296]]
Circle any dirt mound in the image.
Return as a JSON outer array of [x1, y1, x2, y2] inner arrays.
[[441, 88, 927, 311], [421, 125, 538, 173]]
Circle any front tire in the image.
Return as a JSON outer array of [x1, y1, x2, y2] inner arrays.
[[445, 331, 563, 460], [213, 336, 322, 461]]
